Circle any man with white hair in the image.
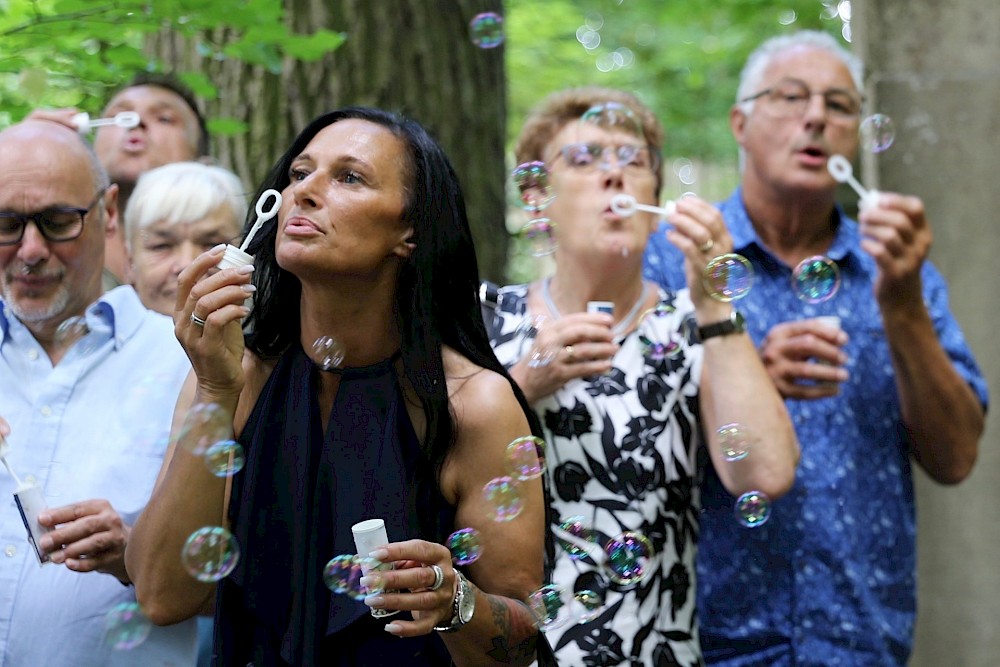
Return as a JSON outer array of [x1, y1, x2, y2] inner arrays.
[[644, 30, 987, 666], [0, 119, 195, 664]]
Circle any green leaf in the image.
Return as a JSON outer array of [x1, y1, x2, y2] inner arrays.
[[178, 71, 218, 100], [206, 116, 248, 136], [281, 29, 346, 61]]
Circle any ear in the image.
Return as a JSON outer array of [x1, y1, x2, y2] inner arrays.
[[730, 105, 748, 148], [103, 183, 120, 240], [392, 225, 416, 259]]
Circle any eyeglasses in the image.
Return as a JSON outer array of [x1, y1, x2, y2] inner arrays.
[[554, 142, 658, 174], [740, 79, 864, 122], [0, 188, 107, 246]]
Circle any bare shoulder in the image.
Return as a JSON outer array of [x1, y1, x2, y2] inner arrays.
[[442, 346, 526, 438]]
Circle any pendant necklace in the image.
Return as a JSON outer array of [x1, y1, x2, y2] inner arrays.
[[540, 276, 650, 339]]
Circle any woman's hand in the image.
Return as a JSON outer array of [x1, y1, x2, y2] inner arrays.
[[665, 196, 735, 320], [510, 311, 619, 403], [174, 244, 256, 404]]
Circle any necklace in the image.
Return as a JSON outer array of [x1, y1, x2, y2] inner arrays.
[[541, 276, 650, 339]]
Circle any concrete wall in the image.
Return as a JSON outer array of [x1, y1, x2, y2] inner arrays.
[[854, 2, 1000, 665]]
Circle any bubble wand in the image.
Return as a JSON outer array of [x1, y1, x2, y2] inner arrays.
[[217, 189, 282, 270], [0, 434, 23, 487], [827, 154, 881, 209], [71, 111, 140, 135], [610, 193, 676, 219]]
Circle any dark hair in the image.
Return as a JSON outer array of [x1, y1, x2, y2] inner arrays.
[[243, 106, 544, 541], [118, 72, 210, 156]]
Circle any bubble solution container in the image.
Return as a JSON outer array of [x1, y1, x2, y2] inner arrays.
[[352, 518, 400, 618]]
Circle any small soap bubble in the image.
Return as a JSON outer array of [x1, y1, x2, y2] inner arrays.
[[55, 316, 89, 345], [673, 158, 697, 185], [511, 161, 555, 213], [519, 218, 557, 257], [104, 601, 152, 650], [323, 554, 366, 599], [555, 517, 601, 561], [358, 556, 387, 594], [571, 589, 604, 624], [717, 423, 752, 462], [312, 335, 346, 371], [203, 439, 246, 477], [515, 314, 557, 367], [703, 253, 754, 302], [734, 490, 772, 528], [505, 436, 545, 480], [482, 476, 524, 522], [469, 12, 504, 49], [527, 584, 569, 631], [175, 402, 231, 456], [446, 527, 484, 565], [860, 114, 895, 153], [792, 256, 841, 303], [604, 531, 653, 587], [637, 304, 683, 361], [580, 102, 642, 137], [181, 526, 240, 582]]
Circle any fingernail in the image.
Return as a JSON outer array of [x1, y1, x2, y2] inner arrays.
[[359, 575, 382, 589], [364, 595, 384, 608], [210, 243, 227, 254], [384, 623, 403, 635], [241, 284, 257, 294], [38, 512, 50, 524], [237, 264, 255, 274], [369, 548, 389, 561], [38, 536, 52, 550]]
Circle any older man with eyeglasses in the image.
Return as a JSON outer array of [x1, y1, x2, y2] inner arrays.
[[0, 120, 196, 664], [644, 30, 987, 667]]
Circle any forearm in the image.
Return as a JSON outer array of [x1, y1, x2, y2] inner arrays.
[[883, 307, 984, 483], [440, 589, 540, 667]]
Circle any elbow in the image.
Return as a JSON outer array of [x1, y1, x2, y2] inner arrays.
[[134, 581, 205, 626], [923, 449, 978, 486]]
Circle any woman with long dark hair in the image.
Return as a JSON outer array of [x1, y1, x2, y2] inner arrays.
[[126, 107, 548, 666]]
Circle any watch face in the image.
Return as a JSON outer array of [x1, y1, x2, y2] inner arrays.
[[458, 575, 475, 623]]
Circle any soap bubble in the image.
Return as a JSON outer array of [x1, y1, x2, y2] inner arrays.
[[515, 314, 557, 368], [703, 253, 754, 302], [511, 161, 555, 213], [519, 218, 557, 257], [604, 531, 653, 587], [469, 12, 504, 49], [555, 517, 601, 561], [527, 583, 569, 631], [734, 490, 772, 528], [792, 256, 840, 304], [203, 439, 246, 477], [312, 335, 346, 371], [175, 402, 231, 456], [637, 304, 683, 361], [717, 423, 753, 462], [580, 102, 643, 137], [446, 527, 483, 565], [483, 476, 524, 521], [323, 554, 366, 599], [570, 589, 604, 624], [104, 602, 152, 650], [181, 526, 240, 582], [505, 436, 546, 480], [55, 316, 89, 345], [860, 114, 895, 153]]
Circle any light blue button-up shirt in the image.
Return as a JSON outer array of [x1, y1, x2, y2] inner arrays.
[[644, 189, 988, 666], [0, 286, 196, 666]]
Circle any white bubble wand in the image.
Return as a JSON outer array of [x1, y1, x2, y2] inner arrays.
[[71, 111, 140, 135], [217, 189, 282, 270], [610, 193, 676, 219], [0, 434, 23, 487], [827, 154, 881, 209]]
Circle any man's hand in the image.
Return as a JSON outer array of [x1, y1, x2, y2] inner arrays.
[[759, 318, 849, 399], [38, 499, 131, 584]]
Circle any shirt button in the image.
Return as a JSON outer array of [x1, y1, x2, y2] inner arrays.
[[4, 545, 16, 557], [40, 406, 52, 416], [27, 349, 39, 360]]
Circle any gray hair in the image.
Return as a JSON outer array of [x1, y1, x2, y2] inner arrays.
[[736, 30, 864, 114], [124, 161, 248, 249]]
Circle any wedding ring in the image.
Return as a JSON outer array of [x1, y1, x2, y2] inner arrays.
[[190, 314, 207, 327], [564, 345, 575, 362], [428, 564, 445, 591], [699, 238, 715, 253]]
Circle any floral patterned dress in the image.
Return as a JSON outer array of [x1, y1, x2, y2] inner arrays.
[[485, 283, 705, 667]]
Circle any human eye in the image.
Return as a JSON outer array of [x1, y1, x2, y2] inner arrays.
[[563, 144, 596, 167], [41, 209, 80, 231], [338, 169, 365, 185], [288, 166, 309, 182], [826, 93, 857, 116], [0, 214, 22, 234], [618, 145, 648, 168]]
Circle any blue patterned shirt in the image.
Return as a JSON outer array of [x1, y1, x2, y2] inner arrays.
[[643, 188, 988, 667]]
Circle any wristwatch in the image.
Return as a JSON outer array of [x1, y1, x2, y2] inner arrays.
[[697, 309, 746, 341], [433, 570, 475, 633]]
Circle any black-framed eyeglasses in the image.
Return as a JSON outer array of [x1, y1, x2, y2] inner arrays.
[[0, 188, 107, 246], [554, 142, 659, 174], [740, 78, 864, 122]]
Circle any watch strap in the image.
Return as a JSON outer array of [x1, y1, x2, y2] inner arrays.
[[433, 570, 470, 633], [697, 310, 745, 341]]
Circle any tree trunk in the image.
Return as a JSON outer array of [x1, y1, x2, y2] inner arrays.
[[147, 0, 509, 280]]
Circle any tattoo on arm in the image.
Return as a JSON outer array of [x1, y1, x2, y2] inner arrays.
[[483, 595, 538, 664]]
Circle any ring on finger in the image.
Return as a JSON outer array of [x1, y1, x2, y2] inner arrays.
[[428, 564, 445, 591], [190, 313, 207, 327], [699, 238, 715, 253], [564, 345, 575, 362]]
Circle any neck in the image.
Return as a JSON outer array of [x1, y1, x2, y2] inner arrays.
[[741, 181, 839, 266]]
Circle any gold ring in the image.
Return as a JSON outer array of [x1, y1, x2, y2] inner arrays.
[[564, 345, 575, 361], [699, 238, 714, 253]]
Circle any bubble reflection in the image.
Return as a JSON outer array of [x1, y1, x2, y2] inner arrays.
[[483, 476, 524, 522], [792, 256, 840, 304], [734, 490, 772, 528], [447, 527, 484, 566], [181, 526, 240, 582], [104, 601, 152, 650]]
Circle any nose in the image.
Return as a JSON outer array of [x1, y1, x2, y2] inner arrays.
[[600, 158, 626, 189], [171, 240, 199, 275], [16, 220, 51, 266], [291, 173, 320, 209], [802, 92, 829, 128]]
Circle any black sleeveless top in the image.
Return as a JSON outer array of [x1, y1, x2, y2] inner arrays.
[[213, 345, 456, 666]]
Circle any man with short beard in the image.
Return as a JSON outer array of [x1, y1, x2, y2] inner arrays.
[[0, 120, 195, 664]]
